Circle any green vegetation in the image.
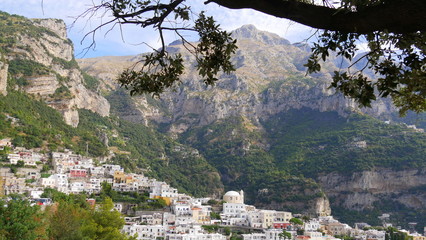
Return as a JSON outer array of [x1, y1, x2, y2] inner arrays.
[[0, 82, 221, 197], [181, 116, 322, 210], [0, 192, 117, 240], [38, 189, 136, 239], [8, 59, 50, 77], [202, 225, 220, 233], [78, 109, 223, 197], [385, 227, 413, 240], [279, 230, 292, 240], [264, 108, 426, 177], [0, 196, 47, 240], [52, 57, 79, 70], [95, 182, 167, 210], [50, 85, 73, 99], [290, 217, 303, 225], [0, 90, 107, 156], [82, 72, 101, 92], [0, 11, 59, 52], [210, 211, 221, 220]]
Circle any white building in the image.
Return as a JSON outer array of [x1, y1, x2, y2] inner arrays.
[[166, 233, 226, 240], [137, 212, 163, 225], [102, 164, 124, 176], [275, 211, 292, 225], [172, 202, 192, 216], [265, 229, 290, 240], [166, 225, 226, 240], [243, 229, 296, 240], [7, 153, 20, 165], [248, 211, 263, 229], [242, 233, 267, 240], [304, 219, 321, 232], [122, 224, 165, 240], [149, 181, 179, 199], [69, 181, 86, 194], [175, 215, 195, 226], [90, 166, 105, 177], [39, 174, 69, 193]]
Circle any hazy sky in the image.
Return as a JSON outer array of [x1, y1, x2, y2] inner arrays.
[[1, 0, 316, 58]]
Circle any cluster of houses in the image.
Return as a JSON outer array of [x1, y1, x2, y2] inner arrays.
[[1, 143, 426, 240], [0, 147, 180, 200]]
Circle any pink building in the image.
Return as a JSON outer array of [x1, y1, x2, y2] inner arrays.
[[274, 223, 291, 229], [69, 169, 87, 178]]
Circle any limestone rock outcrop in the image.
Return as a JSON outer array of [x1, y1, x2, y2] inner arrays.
[[24, 75, 59, 95], [79, 25, 397, 131], [0, 56, 8, 96], [4, 17, 110, 126], [318, 169, 426, 210]]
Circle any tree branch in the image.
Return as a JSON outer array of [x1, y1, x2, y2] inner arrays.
[[205, 0, 426, 34]]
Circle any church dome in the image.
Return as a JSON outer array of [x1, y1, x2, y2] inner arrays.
[[223, 190, 244, 204], [224, 191, 240, 197]]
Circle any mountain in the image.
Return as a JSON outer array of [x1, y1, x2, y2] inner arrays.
[[0, 11, 223, 197], [0, 11, 425, 230], [79, 24, 400, 130], [79, 24, 426, 228], [0, 14, 110, 127]]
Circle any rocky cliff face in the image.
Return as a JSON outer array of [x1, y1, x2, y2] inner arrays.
[[3, 15, 110, 126], [318, 169, 426, 211], [78, 25, 425, 221], [0, 54, 8, 96], [79, 25, 396, 132]]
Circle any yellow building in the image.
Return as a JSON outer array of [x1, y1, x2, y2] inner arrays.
[[192, 207, 211, 224], [153, 196, 172, 206], [0, 176, 4, 197], [413, 236, 426, 240], [260, 210, 275, 229], [114, 171, 127, 183], [4, 176, 25, 195]]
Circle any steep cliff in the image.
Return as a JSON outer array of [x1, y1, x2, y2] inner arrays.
[[319, 169, 426, 210], [79, 25, 397, 131], [318, 169, 426, 227], [0, 12, 110, 126], [0, 53, 7, 95]]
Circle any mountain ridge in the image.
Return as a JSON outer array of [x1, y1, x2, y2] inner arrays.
[[78, 24, 426, 227]]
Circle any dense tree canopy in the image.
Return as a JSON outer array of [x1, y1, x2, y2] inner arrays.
[[0, 197, 47, 240], [85, 0, 426, 114]]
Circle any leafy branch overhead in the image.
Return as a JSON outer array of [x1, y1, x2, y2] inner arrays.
[[85, 0, 426, 114], [82, 0, 237, 96]]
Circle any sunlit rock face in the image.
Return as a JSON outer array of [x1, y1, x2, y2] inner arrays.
[[4, 17, 110, 127]]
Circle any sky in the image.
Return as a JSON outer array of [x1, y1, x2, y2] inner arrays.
[[0, 0, 316, 58]]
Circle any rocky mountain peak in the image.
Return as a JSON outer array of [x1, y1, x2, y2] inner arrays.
[[31, 18, 68, 40], [231, 24, 291, 45]]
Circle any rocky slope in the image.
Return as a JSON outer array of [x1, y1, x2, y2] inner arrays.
[[78, 25, 426, 227], [0, 12, 110, 126], [79, 25, 396, 131]]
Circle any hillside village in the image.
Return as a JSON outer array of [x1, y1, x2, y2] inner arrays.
[[1, 140, 425, 240]]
